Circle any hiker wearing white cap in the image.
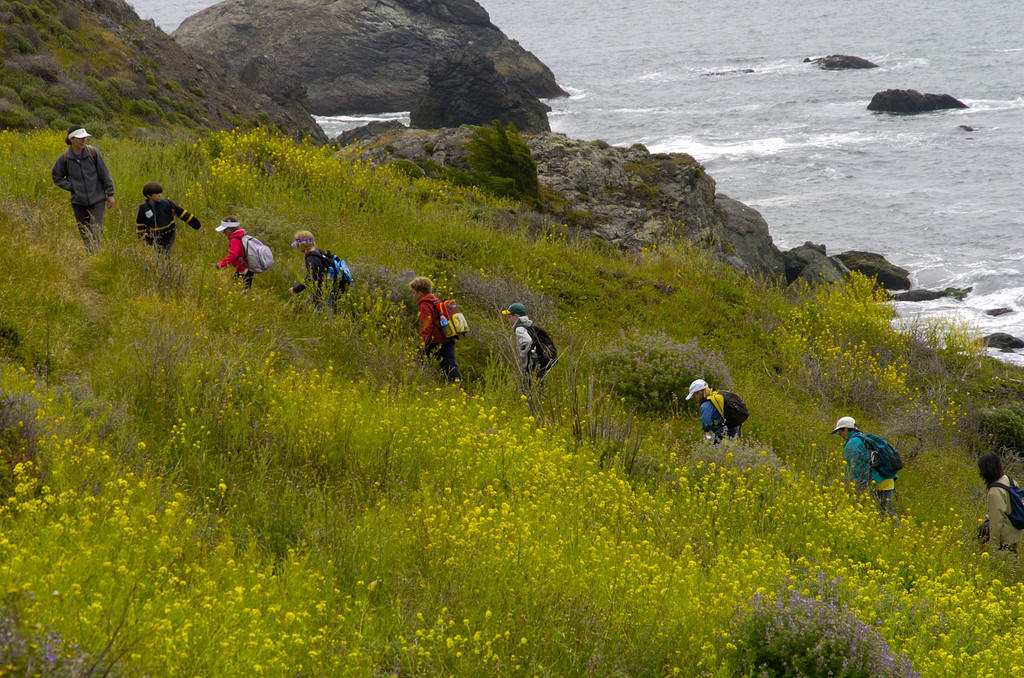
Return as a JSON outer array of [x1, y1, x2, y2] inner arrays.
[[685, 378, 747, 442], [831, 416, 899, 517], [51, 126, 115, 252], [213, 217, 254, 288]]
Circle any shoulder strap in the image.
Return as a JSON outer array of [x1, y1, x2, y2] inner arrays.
[[707, 391, 725, 419]]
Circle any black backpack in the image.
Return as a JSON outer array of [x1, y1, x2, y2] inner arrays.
[[858, 432, 904, 478], [526, 325, 557, 372], [720, 391, 749, 427]]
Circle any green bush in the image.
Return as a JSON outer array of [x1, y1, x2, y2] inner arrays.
[[979, 403, 1024, 453], [388, 157, 425, 179], [465, 120, 540, 207], [595, 331, 732, 415]]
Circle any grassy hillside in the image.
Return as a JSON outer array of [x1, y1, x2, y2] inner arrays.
[[2, 127, 1024, 676], [0, 0, 324, 140]]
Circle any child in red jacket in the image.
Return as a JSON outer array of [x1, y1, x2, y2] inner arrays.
[[213, 217, 254, 288]]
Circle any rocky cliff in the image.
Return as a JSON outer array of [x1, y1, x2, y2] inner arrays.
[[0, 0, 324, 141], [173, 0, 566, 116], [341, 125, 787, 280]]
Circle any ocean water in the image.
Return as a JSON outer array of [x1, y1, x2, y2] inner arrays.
[[133, 0, 1024, 361]]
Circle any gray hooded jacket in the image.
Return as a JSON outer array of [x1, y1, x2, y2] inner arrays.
[[52, 146, 115, 206], [513, 316, 534, 365]]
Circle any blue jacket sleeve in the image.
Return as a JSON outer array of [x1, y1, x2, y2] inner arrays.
[[699, 401, 724, 435]]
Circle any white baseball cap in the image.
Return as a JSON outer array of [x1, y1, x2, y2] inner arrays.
[[831, 416, 858, 434], [685, 378, 708, 400], [67, 128, 91, 139]]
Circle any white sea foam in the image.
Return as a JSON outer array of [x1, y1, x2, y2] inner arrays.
[[315, 112, 409, 137]]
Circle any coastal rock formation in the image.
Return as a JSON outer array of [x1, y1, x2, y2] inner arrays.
[[984, 333, 1024, 351], [782, 243, 849, 285], [891, 287, 972, 302], [834, 251, 911, 290], [804, 55, 878, 70], [339, 125, 786, 279], [0, 0, 325, 140], [867, 89, 968, 114], [410, 52, 551, 133], [986, 307, 1014, 317], [173, 0, 566, 115]]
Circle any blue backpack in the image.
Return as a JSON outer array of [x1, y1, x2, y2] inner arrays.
[[317, 250, 352, 291], [990, 479, 1024, 530], [859, 432, 903, 478]]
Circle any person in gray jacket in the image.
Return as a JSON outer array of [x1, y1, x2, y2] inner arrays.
[[52, 127, 115, 252]]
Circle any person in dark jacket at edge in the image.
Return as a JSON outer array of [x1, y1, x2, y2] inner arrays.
[[410, 275, 462, 384], [288, 229, 339, 311], [135, 182, 201, 254], [51, 126, 115, 252]]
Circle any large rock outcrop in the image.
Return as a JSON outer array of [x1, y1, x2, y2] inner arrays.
[[174, 0, 566, 115], [338, 125, 787, 280], [410, 52, 551, 133], [867, 89, 968, 114]]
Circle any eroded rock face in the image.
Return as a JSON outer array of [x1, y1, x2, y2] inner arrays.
[[834, 251, 911, 290], [340, 126, 787, 279], [782, 243, 849, 285], [173, 0, 566, 115], [804, 55, 878, 70], [867, 89, 968, 113], [410, 51, 551, 133]]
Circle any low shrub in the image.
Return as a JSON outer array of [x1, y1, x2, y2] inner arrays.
[[595, 330, 731, 415], [979, 403, 1024, 453], [728, 589, 919, 677]]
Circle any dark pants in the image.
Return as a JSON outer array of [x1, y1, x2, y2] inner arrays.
[[144, 229, 176, 254], [234, 271, 255, 289], [425, 341, 462, 383], [72, 201, 105, 252]]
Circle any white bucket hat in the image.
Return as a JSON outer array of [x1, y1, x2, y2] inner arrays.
[[685, 378, 708, 400], [831, 416, 858, 434], [67, 128, 91, 139]]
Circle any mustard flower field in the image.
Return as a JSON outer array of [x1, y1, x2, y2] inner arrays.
[[0, 128, 1022, 676]]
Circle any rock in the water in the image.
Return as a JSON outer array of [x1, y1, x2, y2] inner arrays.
[[834, 250, 911, 290], [984, 333, 1024, 351], [334, 120, 409, 147], [804, 55, 878, 70], [958, 125, 977, 132], [867, 89, 968, 114], [986, 307, 1014, 317], [410, 51, 551, 133], [174, 0, 566, 115], [783, 243, 849, 285], [703, 69, 755, 76], [891, 287, 972, 302]]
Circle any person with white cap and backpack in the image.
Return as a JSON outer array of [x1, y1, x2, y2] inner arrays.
[[685, 378, 747, 442], [51, 126, 115, 252], [831, 415, 899, 518]]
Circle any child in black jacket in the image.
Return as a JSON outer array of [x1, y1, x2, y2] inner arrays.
[[135, 182, 201, 253]]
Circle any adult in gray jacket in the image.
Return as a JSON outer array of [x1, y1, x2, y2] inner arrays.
[[52, 127, 115, 252]]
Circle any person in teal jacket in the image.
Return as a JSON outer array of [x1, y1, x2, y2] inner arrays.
[[831, 415, 897, 517]]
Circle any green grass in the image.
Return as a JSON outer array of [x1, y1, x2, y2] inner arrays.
[[0, 127, 1021, 676]]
